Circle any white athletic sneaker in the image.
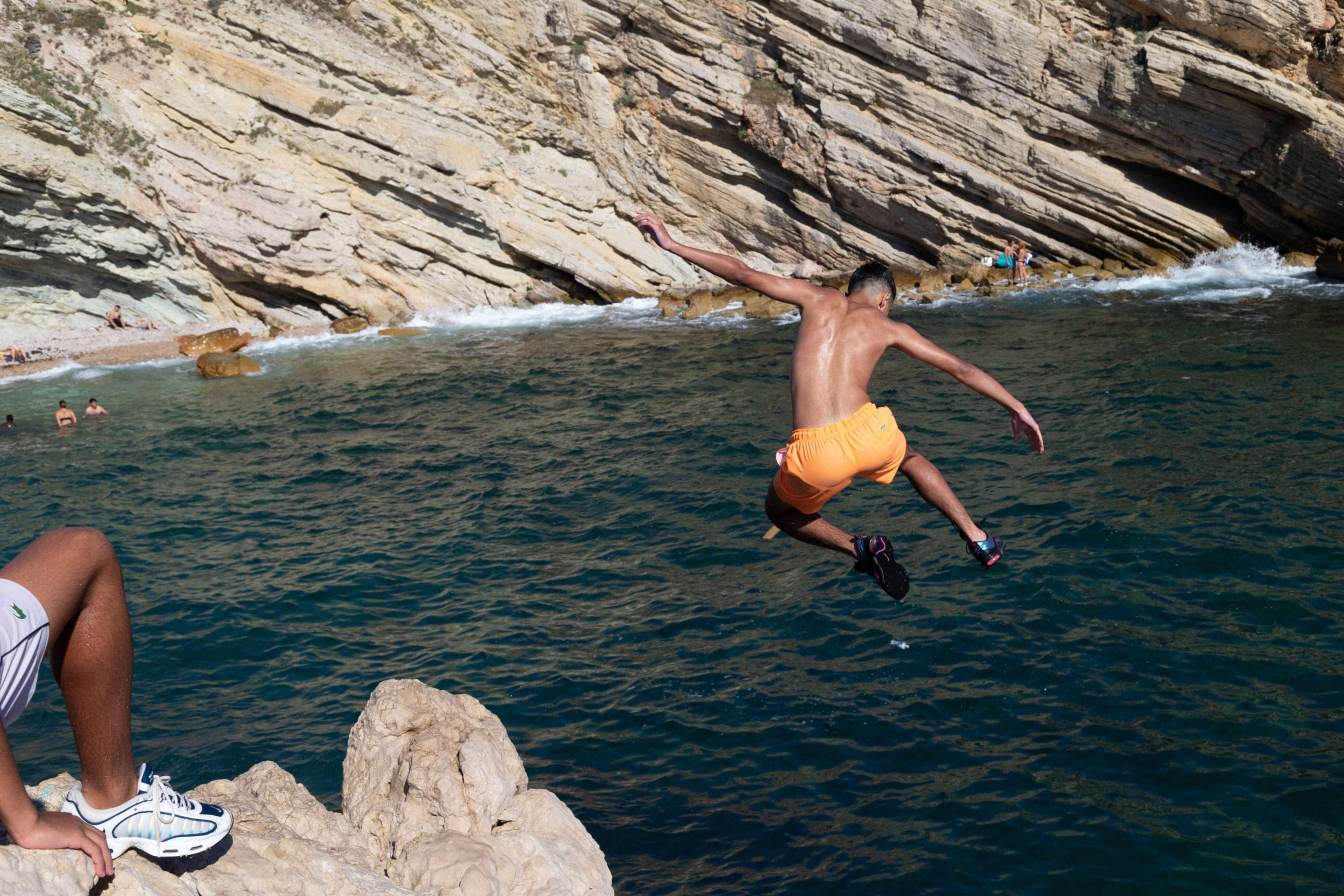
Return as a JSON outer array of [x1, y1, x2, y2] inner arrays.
[[61, 763, 232, 859]]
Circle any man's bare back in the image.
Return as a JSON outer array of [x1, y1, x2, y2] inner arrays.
[[790, 294, 899, 429], [633, 211, 1045, 602]]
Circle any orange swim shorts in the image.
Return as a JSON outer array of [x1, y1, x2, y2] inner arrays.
[[772, 402, 908, 514]]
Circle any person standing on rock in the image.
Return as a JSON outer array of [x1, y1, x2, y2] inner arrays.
[[633, 211, 1045, 601], [1015, 242, 1033, 284], [0, 528, 232, 882], [54, 401, 76, 428]]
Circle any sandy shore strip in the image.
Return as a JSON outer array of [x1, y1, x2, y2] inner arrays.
[[0, 319, 350, 383], [0, 321, 259, 382]]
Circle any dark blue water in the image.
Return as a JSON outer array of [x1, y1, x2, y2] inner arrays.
[[2, 279, 1342, 893]]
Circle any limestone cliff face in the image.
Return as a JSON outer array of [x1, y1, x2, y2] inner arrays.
[[0, 0, 1341, 328]]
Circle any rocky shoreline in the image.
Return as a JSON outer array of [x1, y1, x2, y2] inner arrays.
[[2, 245, 1330, 382], [0, 679, 614, 896], [649, 249, 1326, 320]]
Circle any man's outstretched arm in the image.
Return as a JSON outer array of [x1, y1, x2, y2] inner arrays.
[[633, 212, 837, 308], [889, 321, 1046, 453]]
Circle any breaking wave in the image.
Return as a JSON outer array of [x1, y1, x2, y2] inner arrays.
[[1090, 244, 1314, 302]]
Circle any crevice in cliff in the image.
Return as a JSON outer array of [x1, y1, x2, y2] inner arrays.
[[255, 99, 452, 176], [503, 250, 608, 304], [196, 257, 355, 321], [0, 172, 159, 243], [1099, 155, 1248, 235], [0, 254, 160, 301], [345, 173, 494, 240]]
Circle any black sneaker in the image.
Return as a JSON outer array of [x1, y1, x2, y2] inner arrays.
[[852, 535, 909, 602], [965, 531, 1005, 567]]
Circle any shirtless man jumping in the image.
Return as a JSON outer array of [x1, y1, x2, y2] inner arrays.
[[634, 212, 1045, 601]]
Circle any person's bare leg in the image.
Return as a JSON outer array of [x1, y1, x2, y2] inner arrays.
[[0, 528, 136, 809], [765, 485, 857, 560], [899, 449, 988, 543]]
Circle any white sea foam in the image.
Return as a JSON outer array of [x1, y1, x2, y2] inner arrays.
[[409, 297, 659, 330], [247, 328, 373, 355], [0, 359, 83, 387], [1090, 244, 1312, 302], [0, 352, 200, 390]]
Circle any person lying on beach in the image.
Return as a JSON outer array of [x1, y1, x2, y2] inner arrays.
[[3, 345, 28, 364], [0, 529, 232, 882], [55, 401, 77, 428], [633, 211, 1045, 601], [129, 318, 158, 330], [85, 399, 108, 418]]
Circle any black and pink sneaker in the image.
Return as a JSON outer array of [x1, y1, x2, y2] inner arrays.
[[852, 535, 909, 602], [966, 531, 1005, 567]]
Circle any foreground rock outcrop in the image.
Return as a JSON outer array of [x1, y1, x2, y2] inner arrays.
[[196, 350, 260, 377], [178, 327, 249, 357], [0, 679, 613, 896], [0, 0, 1341, 332]]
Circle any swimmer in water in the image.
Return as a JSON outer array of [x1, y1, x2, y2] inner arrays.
[[85, 399, 108, 418], [55, 401, 77, 429], [634, 211, 1045, 601]]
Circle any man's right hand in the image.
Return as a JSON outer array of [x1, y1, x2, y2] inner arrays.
[[1010, 407, 1045, 453], [10, 810, 114, 879], [633, 211, 674, 249]]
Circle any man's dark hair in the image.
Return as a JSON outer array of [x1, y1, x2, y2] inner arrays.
[[847, 261, 895, 299], [58, 400, 67, 408], [89, 398, 97, 404], [5, 415, 12, 423]]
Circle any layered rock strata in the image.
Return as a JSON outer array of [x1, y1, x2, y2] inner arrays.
[[0, 679, 613, 896], [0, 0, 1340, 331]]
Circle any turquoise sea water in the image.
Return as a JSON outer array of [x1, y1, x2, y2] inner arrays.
[[2, 256, 1343, 893]]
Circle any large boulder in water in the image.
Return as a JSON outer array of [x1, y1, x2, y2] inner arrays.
[[331, 316, 369, 334], [1316, 240, 1344, 280], [197, 352, 261, 378], [0, 680, 612, 896], [178, 328, 249, 357]]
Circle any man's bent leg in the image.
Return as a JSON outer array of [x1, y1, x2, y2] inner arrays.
[[899, 448, 988, 543], [764, 484, 858, 560], [0, 528, 136, 809]]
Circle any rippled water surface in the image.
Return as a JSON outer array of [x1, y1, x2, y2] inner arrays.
[[3, 276, 1343, 893]]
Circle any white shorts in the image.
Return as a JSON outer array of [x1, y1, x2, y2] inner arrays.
[[0, 579, 49, 729]]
